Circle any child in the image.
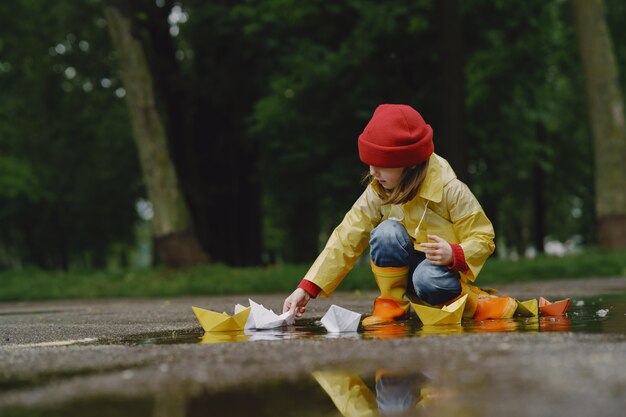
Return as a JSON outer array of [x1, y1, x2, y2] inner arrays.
[[283, 104, 515, 325]]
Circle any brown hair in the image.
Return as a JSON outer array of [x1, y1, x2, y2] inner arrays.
[[362, 159, 430, 205]]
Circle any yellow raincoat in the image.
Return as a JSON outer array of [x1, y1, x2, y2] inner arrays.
[[303, 154, 495, 298]]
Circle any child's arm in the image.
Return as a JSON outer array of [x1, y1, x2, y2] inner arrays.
[[445, 180, 495, 280], [283, 184, 382, 314], [299, 184, 382, 297]]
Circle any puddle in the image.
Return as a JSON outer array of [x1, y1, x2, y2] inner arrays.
[[3, 398, 154, 417], [119, 295, 626, 345], [1, 367, 443, 417], [114, 318, 328, 346], [182, 369, 439, 417]]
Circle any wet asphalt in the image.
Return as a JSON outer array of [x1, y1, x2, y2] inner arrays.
[[1, 277, 626, 416]]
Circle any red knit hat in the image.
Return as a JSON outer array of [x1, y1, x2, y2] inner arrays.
[[358, 104, 434, 168]]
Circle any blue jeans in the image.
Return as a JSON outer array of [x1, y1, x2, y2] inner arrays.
[[369, 220, 462, 305]]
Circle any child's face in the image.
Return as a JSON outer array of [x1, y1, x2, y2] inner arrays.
[[370, 166, 404, 190]]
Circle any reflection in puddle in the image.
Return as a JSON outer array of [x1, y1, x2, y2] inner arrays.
[[418, 323, 463, 336], [199, 332, 249, 344], [310, 366, 494, 416], [313, 368, 432, 416], [0, 367, 461, 417], [0, 368, 444, 417], [363, 322, 412, 340], [124, 295, 626, 346]]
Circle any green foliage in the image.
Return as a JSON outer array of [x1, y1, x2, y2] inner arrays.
[[463, 0, 594, 252], [1, 250, 625, 301], [479, 249, 626, 284], [0, 0, 143, 269], [2, 0, 626, 271], [245, 0, 437, 259], [0, 156, 40, 201]]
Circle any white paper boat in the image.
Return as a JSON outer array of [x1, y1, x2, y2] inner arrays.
[[242, 299, 295, 330], [321, 305, 361, 333]]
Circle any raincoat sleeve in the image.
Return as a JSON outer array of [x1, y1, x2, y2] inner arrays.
[[303, 185, 382, 297], [445, 179, 495, 281]]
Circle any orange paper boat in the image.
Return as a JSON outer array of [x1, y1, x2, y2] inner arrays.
[[539, 297, 570, 316], [473, 296, 517, 321]]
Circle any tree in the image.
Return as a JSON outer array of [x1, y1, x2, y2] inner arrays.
[[463, 0, 594, 256], [571, 0, 626, 249], [0, 0, 145, 269], [247, 0, 439, 261], [4, 0, 622, 270], [103, 2, 208, 266], [436, 0, 469, 183]]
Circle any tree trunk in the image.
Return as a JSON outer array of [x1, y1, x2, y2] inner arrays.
[[104, 4, 208, 266], [437, 0, 469, 183], [571, 0, 626, 249], [533, 124, 547, 254]]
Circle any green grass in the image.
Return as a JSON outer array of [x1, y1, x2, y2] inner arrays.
[[1, 249, 625, 302], [478, 249, 626, 285]]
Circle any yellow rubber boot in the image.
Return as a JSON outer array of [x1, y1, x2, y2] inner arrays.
[[362, 262, 410, 326]]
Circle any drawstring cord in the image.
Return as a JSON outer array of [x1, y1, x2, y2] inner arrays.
[[414, 200, 429, 236]]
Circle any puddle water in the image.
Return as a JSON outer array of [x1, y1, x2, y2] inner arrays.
[[123, 295, 626, 345], [170, 369, 442, 417], [1, 368, 451, 417]]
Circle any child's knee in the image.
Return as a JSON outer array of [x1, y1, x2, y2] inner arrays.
[[369, 220, 412, 267], [412, 262, 461, 305], [370, 220, 409, 248]]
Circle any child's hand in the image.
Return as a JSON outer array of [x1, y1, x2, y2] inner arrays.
[[283, 288, 311, 317], [420, 235, 453, 266]]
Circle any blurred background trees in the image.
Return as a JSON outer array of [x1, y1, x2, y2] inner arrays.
[[0, 0, 143, 269], [571, 0, 626, 249], [1, 0, 625, 270]]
